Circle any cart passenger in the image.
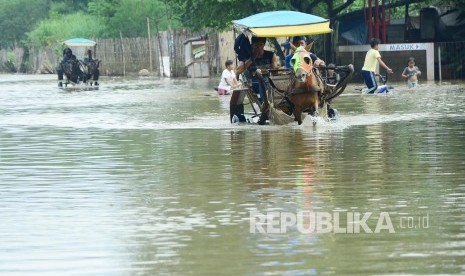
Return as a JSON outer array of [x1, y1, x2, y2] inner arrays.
[[57, 48, 84, 87], [284, 36, 325, 69], [236, 36, 278, 102]]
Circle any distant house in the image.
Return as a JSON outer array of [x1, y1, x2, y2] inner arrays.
[[333, 6, 465, 81], [334, 6, 465, 45]]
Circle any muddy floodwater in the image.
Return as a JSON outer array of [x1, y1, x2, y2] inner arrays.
[[1, 74, 465, 275]]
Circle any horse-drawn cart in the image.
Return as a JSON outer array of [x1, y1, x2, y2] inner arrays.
[[230, 11, 354, 125], [59, 38, 100, 89]]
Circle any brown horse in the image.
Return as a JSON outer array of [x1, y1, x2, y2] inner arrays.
[[231, 45, 353, 125], [275, 46, 354, 125], [285, 46, 323, 125]]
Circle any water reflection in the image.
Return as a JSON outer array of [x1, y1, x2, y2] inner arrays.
[[0, 75, 464, 274]]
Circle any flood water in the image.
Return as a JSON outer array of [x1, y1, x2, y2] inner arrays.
[[1, 74, 464, 275]]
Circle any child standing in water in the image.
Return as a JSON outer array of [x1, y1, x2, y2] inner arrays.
[[402, 57, 421, 88], [361, 38, 393, 94], [217, 60, 238, 95]]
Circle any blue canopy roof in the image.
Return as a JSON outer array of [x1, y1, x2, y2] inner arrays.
[[232, 11, 331, 37], [233, 11, 328, 28], [63, 38, 96, 47]]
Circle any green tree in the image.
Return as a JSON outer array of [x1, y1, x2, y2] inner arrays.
[[26, 12, 106, 47], [170, 0, 465, 31], [4, 0, 465, 49], [0, 0, 50, 48], [49, 0, 89, 16], [104, 0, 181, 37], [170, 0, 363, 31], [171, 0, 291, 31], [87, 0, 119, 35]]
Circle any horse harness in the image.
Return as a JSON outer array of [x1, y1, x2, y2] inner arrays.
[[286, 68, 324, 95]]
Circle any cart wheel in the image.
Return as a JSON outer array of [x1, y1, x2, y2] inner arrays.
[[328, 108, 339, 120], [257, 111, 269, 125], [230, 104, 246, 123]]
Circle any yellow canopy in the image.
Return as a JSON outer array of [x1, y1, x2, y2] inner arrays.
[[248, 22, 331, 37]]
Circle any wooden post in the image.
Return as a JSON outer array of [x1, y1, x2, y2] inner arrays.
[[233, 28, 237, 69], [147, 17, 153, 72], [438, 44, 442, 83], [154, 19, 164, 77], [164, 0, 173, 77], [382, 0, 387, 43], [369, 0, 373, 41], [120, 31, 126, 76], [205, 38, 209, 77]]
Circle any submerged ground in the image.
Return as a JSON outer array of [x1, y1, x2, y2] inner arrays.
[[1, 74, 464, 275]]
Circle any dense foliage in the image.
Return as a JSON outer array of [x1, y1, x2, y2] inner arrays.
[[0, 0, 463, 49], [104, 0, 181, 37], [0, 0, 49, 48], [0, 0, 180, 49], [27, 13, 105, 47]]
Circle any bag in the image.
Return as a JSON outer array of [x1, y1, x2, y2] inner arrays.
[[234, 33, 252, 62]]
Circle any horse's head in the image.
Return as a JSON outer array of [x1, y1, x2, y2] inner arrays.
[[289, 45, 321, 94], [290, 46, 313, 82]]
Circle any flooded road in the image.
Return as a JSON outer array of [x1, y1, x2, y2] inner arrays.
[[1, 74, 464, 275]]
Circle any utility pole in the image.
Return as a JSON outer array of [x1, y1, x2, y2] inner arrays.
[[164, 0, 173, 77], [147, 17, 153, 72], [154, 19, 164, 77]]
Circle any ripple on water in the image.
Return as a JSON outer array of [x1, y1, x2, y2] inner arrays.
[[1, 76, 465, 274]]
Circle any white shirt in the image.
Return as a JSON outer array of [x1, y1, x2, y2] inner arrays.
[[218, 69, 236, 90]]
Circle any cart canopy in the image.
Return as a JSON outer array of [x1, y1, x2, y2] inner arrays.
[[232, 11, 331, 37], [63, 38, 96, 47]]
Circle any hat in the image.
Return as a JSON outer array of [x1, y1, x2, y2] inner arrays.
[[292, 36, 306, 43], [251, 36, 266, 44]]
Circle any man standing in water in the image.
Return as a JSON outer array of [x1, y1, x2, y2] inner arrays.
[[362, 38, 393, 94], [235, 36, 278, 124], [284, 36, 325, 69], [236, 36, 278, 101]]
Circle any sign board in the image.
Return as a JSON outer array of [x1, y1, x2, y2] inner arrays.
[[380, 43, 429, 51], [193, 44, 206, 60]]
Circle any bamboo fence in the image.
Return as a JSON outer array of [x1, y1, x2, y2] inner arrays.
[[0, 29, 224, 77]]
